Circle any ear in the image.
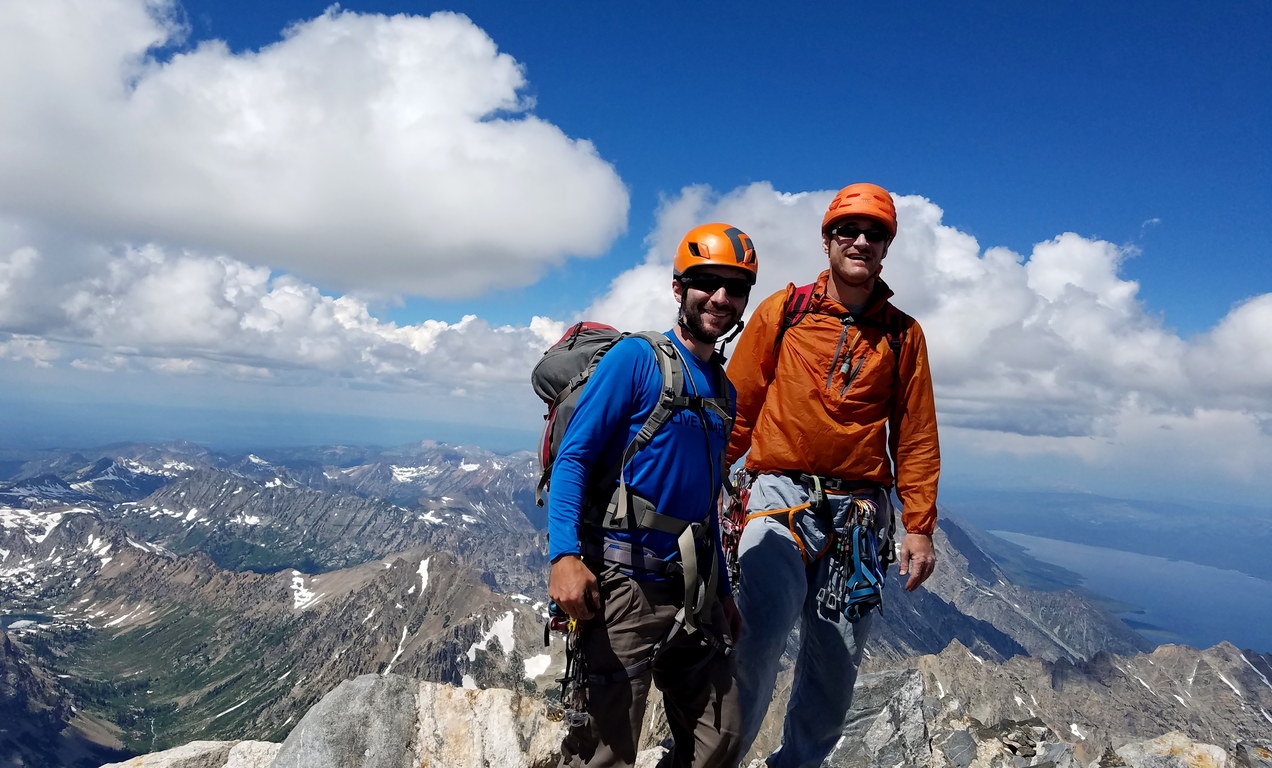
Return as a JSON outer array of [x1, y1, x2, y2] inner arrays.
[[671, 277, 685, 304], [822, 235, 831, 256]]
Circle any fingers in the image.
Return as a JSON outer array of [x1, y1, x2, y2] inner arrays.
[[548, 556, 599, 620], [902, 555, 936, 591], [897, 533, 936, 591]]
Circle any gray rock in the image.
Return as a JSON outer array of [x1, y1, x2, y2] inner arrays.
[[411, 679, 563, 767], [224, 740, 281, 768], [271, 673, 418, 768], [1034, 741, 1079, 768], [99, 740, 236, 768], [936, 729, 979, 768], [634, 741, 672, 768], [825, 669, 932, 767], [1235, 743, 1272, 768], [1111, 731, 1228, 768]]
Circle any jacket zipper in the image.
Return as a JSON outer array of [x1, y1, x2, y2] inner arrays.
[[826, 316, 851, 389], [840, 354, 865, 396]]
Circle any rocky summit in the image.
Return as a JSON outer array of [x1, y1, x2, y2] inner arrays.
[[93, 670, 1272, 768]]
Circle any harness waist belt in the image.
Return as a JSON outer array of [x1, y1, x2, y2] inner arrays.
[[580, 536, 684, 577], [779, 471, 884, 494]]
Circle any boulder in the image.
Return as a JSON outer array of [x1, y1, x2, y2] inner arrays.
[[1111, 731, 1227, 768], [99, 740, 236, 768]]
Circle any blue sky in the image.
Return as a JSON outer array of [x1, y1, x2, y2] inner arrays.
[[1, 0, 1269, 507]]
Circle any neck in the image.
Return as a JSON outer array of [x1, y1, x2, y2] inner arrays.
[[674, 323, 717, 362], [827, 274, 874, 308]]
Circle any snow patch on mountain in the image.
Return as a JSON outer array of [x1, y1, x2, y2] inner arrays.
[[524, 653, 551, 679], [391, 465, 442, 483], [418, 557, 430, 595], [290, 572, 322, 610], [466, 611, 515, 661], [0, 506, 91, 544]]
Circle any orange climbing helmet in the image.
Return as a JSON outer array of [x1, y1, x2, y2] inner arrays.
[[673, 223, 759, 284], [822, 183, 897, 238]]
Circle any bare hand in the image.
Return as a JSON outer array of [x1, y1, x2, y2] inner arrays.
[[897, 533, 936, 592], [549, 555, 600, 620]]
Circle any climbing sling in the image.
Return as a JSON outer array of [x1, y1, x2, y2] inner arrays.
[[817, 495, 887, 621]]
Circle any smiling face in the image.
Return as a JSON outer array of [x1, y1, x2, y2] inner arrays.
[[823, 214, 891, 290], [673, 265, 751, 343]]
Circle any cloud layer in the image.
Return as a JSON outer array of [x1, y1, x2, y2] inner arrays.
[[0, 220, 561, 397], [0, 0, 627, 297]]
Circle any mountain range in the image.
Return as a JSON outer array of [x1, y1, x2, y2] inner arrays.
[[1, 440, 1268, 767]]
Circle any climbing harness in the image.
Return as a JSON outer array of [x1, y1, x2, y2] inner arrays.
[[816, 496, 887, 622], [739, 475, 892, 622], [543, 603, 589, 728]]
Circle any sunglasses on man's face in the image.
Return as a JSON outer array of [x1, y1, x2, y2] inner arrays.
[[828, 223, 890, 244], [679, 273, 752, 298]]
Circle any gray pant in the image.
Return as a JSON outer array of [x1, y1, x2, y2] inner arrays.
[[558, 570, 741, 768], [732, 474, 891, 768]]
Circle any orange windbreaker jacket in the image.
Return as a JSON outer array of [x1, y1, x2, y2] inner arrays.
[[726, 271, 940, 535]]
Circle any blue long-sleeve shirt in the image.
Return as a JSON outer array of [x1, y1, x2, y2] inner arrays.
[[546, 331, 733, 592]]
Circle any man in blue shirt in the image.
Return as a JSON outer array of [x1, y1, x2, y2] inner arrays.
[[547, 223, 759, 768]]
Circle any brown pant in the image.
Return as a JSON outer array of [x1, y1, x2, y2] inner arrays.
[[558, 570, 741, 768]]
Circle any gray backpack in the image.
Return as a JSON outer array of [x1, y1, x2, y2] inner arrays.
[[532, 323, 730, 510]]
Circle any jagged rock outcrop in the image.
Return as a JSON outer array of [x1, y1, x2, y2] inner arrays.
[[109, 672, 1272, 768], [1235, 743, 1272, 768], [828, 669, 931, 767], [270, 674, 420, 768], [100, 676, 569, 768]]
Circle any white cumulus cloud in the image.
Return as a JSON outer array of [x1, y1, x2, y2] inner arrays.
[[0, 0, 627, 297]]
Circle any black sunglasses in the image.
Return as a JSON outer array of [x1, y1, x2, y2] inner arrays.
[[679, 273, 752, 298], [828, 223, 890, 243]]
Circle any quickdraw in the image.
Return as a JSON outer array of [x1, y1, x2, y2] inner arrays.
[[720, 468, 751, 589], [543, 603, 589, 728], [816, 497, 887, 622]]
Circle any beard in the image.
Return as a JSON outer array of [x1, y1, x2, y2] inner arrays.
[[679, 294, 740, 344]]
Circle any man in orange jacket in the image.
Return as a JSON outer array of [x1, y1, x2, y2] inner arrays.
[[725, 183, 939, 766]]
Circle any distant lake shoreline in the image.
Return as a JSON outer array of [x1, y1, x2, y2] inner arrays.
[[990, 531, 1272, 654]]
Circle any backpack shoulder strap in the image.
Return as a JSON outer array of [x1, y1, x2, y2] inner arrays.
[[878, 302, 912, 361], [772, 282, 817, 357], [615, 332, 685, 468], [710, 360, 735, 484]]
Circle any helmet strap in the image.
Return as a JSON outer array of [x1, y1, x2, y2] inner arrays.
[[678, 315, 717, 345]]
